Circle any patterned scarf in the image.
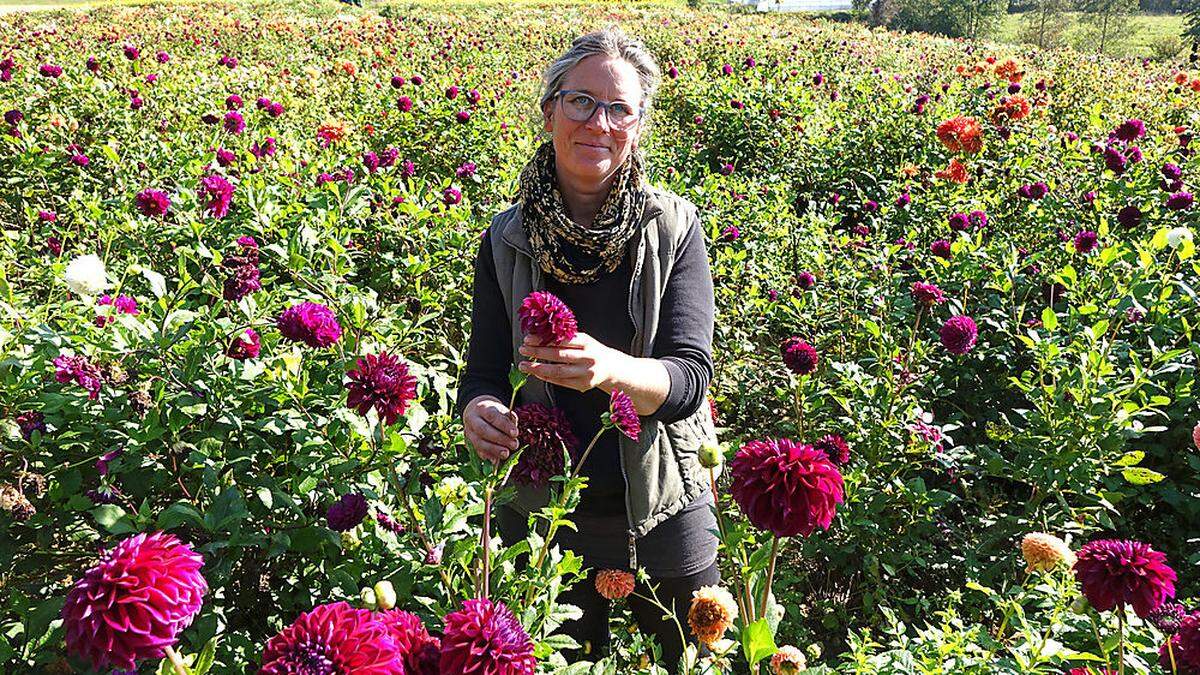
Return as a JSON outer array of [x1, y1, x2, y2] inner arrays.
[[517, 139, 649, 285]]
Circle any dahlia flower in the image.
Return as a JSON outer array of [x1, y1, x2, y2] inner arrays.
[[260, 602, 404, 674], [517, 291, 577, 345], [781, 337, 818, 376], [687, 585, 739, 647], [346, 352, 418, 426], [796, 271, 815, 289], [930, 239, 952, 258], [730, 438, 844, 537], [812, 433, 850, 466], [16, 411, 45, 440], [376, 609, 441, 675], [327, 493, 369, 532], [910, 281, 946, 307], [95, 294, 140, 326], [1193, 421, 1200, 451], [595, 569, 635, 600], [511, 403, 578, 486], [223, 110, 245, 134], [940, 315, 978, 355], [1148, 602, 1187, 635], [226, 328, 261, 360], [1167, 191, 1195, 211], [770, 645, 807, 674], [935, 116, 983, 154], [135, 189, 170, 217], [439, 598, 537, 675], [199, 174, 234, 219], [1113, 118, 1146, 142], [53, 354, 104, 400], [1175, 613, 1200, 671], [608, 389, 640, 442], [1074, 230, 1099, 254], [277, 301, 342, 348], [61, 532, 207, 672], [1020, 532, 1074, 573], [64, 253, 111, 296], [1074, 539, 1176, 617], [1117, 205, 1142, 228]]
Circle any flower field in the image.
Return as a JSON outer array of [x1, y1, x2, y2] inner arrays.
[[1, 0, 1199, 672]]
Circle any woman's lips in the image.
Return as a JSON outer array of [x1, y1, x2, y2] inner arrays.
[[577, 141, 609, 150]]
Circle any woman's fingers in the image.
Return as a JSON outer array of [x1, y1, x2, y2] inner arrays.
[[517, 344, 582, 362], [482, 406, 518, 437]]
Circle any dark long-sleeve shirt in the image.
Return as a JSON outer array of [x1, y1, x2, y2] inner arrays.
[[455, 215, 717, 576]]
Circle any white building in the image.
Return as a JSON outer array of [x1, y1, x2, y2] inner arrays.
[[735, 0, 854, 11]]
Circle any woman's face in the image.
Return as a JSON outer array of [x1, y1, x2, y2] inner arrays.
[[542, 54, 645, 187]]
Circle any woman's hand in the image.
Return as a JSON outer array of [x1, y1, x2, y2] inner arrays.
[[463, 395, 519, 464], [517, 332, 627, 393]]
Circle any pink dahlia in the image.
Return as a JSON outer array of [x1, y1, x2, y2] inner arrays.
[[1073, 539, 1176, 618], [277, 301, 342, 348], [1193, 421, 1200, 451], [199, 174, 234, 219], [326, 492, 369, 532], [940, 315, 978, 355], [608, 389, 640, 442], [730, 438, 844, 537], [812, 433, 850, 466], [518, 291, 577, 345], [135, 189, 170, 217], [260, 602, 404, 674], [346, 352, 418, 426], [53, 354, 104, 400], [1176, 613, 1200, 671], [376, 609, 441, 675], [95, 293, 140, 326], [910, 281, 946, 307], [61, 531, 207, 672], [781, 337, 818, 375], [439, 598, 537, 675], [511, 403, 578, 486], [226, 328, 261, 360]]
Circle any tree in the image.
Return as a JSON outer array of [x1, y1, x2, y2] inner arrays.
[[1184, 0, 1200, 63], [1077, 0, 1138, 55], [889, 0, 1007, 38], [1020, 0, 1072, 49]]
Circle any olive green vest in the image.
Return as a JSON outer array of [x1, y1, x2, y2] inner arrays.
[[486, 185, 718, 569]]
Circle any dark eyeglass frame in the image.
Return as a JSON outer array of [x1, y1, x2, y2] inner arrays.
[[552, 89, 645, 129]]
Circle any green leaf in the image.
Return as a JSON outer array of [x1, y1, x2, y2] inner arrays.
[[1113, 451, 1144, 467], [193, 636, 219, 675], [1041, 307, 1057, 332], [158, 502, 206, 531], [141, 267, 168, 298], [740, 618, 778, 667], [92, 504, 126, 529], [508, 365, 527, 393], [1121, 467, 1164, 485]]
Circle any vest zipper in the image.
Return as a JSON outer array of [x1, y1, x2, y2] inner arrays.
[[621, 235, 643, 570]]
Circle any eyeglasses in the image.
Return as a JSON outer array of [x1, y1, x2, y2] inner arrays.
[[553, 89, 644, 130]]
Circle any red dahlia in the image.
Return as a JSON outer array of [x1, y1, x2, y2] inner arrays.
[[439, 598, 537, 675], [376, 609, 441, 675], [781, 337, 819, 375], [812, 433, 850, 466], [608, 389, 641, 442], [1073, 539, 1176, 618], [346, 352, 418, 426], [730, 438, 844, 537], [511, 403, 578, 487], [260, 601, 404, 674]]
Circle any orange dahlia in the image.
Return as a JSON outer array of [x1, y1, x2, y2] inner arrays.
[[687, 585, 738, 646], [935, 158, 969, 184], [994, 58, 1024, 83], [594, 569, 635, 600], [1021, 532, 1074, 573], [770, 645, 807, 674], [991, 96, 1031, 125], [936, 116, 983, 154]]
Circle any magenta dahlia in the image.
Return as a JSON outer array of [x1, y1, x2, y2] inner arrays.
[[517, 291, 577, 345], [226, 328, 261, 360], [511, 403, 578, 486], [376, 609, 441, 675], [277, 301, 342, 348], [61, 531, 207, 672], [439, 598, 537, 675], [781, 337, 818, 376], [812, 433, 850, 466], [346, 352, 418, 426], [910, 281, 946, 307], [326, 492, 369, 532], [1074, 230, 1099, 254], [608, 389, 640, 442], [135, 189, 170, 217], [730, 438, 845, 537], [53, 354, 104, 400], [940, 315, 978, 355], [1073, 539, 1176, 618], [1176, 613, 1200, 671], [199, 174, 234, 219], [260, 602, 404, 674]]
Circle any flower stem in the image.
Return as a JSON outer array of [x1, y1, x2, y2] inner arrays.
[[479, 484, 493, 600], [994, 571, 1031, 640], [1168, 637, 1178, 674], [1117, 610, 1126, 675], [164, 646, 190, 675], [792, 376, 805, 437], [709, 467, 749, 624], [758, 535, 781, 621]]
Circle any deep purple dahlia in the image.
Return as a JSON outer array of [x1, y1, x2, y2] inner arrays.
[[812, 433, 850, 466], [781, 337, 818, 376], [517, 291, 577, 345], [226, 328, 261, 360], [730, 438, 844, 537], [1074, 230, 1099, 254], [277, 301, 342, 348], [439, 598, 537, 675], [1073, 539, 1176, 618], [260, 602, 404, 674], [326, 492, 369, 532], [910, 281, 946, 307], [16, 411, 45, 440], [61, 531, 207, 672], [1113, 118, 1145, 142], [1117, 205, 1142, 228], [345, 352, 418, 426], [939, 316, 978, 355], [608, 389, 640, 442], [511, 403, 578, 486], [1167, 191, 1194, 211], [135, 189, 170, 217], [930, 239, 952, 259]]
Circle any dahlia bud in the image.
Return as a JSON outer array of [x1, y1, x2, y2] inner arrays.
[[699, 441, 724, 469], [373, 580, 397, 610], [340, 531, 360, 549], [770, 645, 807, 674], [1021, 532, 1074, 573], [1070, 596, 1090, 615], [425, 542, 444, 565], [359, 586, 377, 608]]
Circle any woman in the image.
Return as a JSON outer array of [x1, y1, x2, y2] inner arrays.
[[455, 28, 719, 670]]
